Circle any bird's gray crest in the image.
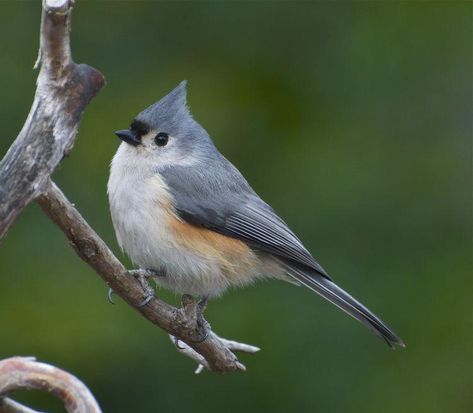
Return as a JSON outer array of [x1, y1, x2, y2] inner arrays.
[[135, 80, 191, 133]]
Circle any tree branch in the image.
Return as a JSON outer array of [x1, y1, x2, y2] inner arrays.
[[0, 357, 101, 413], [0, 0, 104, 242], [36, 180, 259, 373], [0, 0, 260, 375]]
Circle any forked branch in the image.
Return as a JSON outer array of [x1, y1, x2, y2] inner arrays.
[[0, 0, 260, 375]]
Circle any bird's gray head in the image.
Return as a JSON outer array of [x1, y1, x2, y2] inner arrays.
[[115, 81, 215, 166]]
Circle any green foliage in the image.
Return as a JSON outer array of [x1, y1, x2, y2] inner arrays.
[[0, 2, 471, 412]]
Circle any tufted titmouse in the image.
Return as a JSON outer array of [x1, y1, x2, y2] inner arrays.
[[108, 81, 404, 347]]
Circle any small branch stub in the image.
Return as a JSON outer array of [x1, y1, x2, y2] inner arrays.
[[0, 397, 43, 413], [169, 334, 260, 374]]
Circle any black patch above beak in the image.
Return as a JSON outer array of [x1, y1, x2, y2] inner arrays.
[[115, 130, 141, 146]]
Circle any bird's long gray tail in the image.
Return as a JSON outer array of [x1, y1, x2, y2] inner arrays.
[[281, 262, 405, 348]]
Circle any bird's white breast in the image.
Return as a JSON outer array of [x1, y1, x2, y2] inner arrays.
[[108, 144, 173, 269]]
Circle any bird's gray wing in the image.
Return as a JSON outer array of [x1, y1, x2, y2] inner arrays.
[[159, 162, 330, 278], [160, 163, 405, 348]]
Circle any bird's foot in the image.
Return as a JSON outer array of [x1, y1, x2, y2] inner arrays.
[[130, 269, 157, 307], [181, 294, 210, 343], [108, 269, 161, 306], [198, 296, 208, 311], [197, 296, 208, 330], [107, 287, 115, 304]]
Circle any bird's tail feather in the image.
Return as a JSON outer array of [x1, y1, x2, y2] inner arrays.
[[282, 263, 405, 348]]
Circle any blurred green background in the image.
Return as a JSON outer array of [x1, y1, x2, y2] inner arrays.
[[0, 1, 471, 412]]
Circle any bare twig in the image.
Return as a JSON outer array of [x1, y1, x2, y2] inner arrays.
[[169, 334, 260, 374], [0, 397, 43, 413], [0, 357, 101, 413]]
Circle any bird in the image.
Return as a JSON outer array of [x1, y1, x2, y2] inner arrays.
[[107, 81, 404, 348]]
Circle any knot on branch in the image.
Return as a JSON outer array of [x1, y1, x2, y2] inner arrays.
[[71, 237, 98, 260], [173, 295, 210, 343], [63, 64, 105, 111]]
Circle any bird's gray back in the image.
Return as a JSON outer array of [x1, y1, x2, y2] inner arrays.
[[159, 151, 255, 227], [159, 153, 329, 277]]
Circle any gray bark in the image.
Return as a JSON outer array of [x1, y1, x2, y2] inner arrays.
[[0, 0, 104, 242]]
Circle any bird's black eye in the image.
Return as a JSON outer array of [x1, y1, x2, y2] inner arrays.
[[154, 132, 169, 147]]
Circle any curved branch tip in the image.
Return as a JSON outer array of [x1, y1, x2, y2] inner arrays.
[[0, 357, 102, 413]]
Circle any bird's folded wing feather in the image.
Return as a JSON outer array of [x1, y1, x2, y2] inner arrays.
[[160, 163, 330, 279]]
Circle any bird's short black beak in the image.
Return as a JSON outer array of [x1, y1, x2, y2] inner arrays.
[[115, 130, 141, 146]]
